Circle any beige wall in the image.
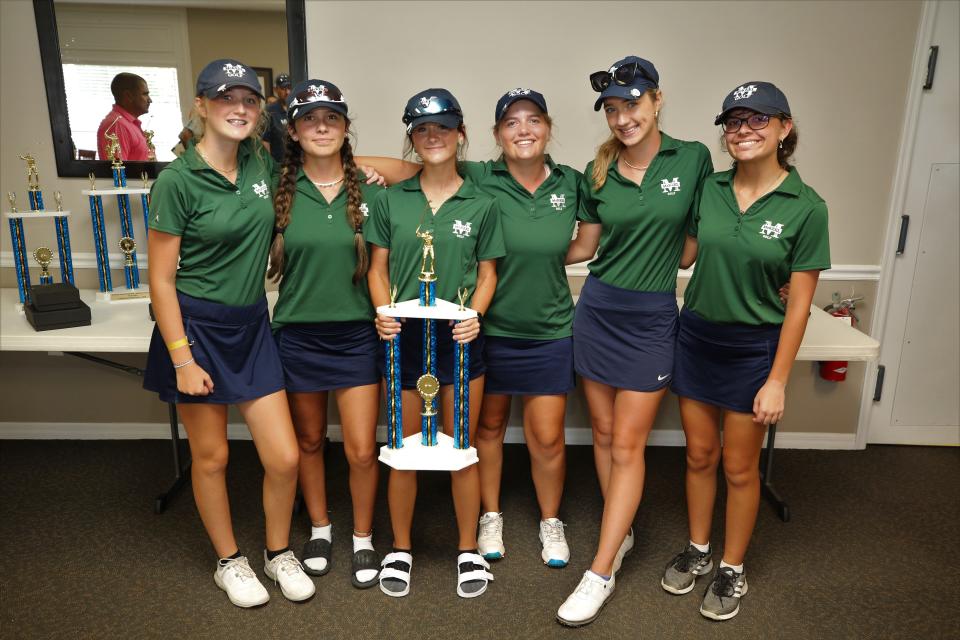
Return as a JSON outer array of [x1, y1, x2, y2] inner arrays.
[[0, 1, 913, 440]]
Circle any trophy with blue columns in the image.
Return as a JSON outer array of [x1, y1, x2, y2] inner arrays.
[[4, 154, 75, 311], [378, 227, 478, 471], [81, 131, 152, 302]]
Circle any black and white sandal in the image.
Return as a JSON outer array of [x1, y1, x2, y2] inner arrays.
[[379, 551, 412, 597], [351, 548, 380, 589], [456, 552, 494, 598], [301, 537, 332, 577]]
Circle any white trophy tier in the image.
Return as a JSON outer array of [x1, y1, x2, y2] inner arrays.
[[376, 295, 479, 472]]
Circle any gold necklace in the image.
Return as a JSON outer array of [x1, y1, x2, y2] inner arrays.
[[620, 155, 650, 171], [424, 178, 462, 211], [735, 169, 786, 213], [196, 146, 237, 174]]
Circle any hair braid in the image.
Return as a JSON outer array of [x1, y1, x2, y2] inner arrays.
[[267, 133, 303, 283], [340, 139, 369, 284]]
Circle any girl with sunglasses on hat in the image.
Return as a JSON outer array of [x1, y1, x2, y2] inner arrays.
[[268, 80, 385, 590], [145, 59, 314, 608], [357, 89, 582, 570], [555, 55, 714, 627], [662, 82, 829, 621], [365, 88, 505, 598]]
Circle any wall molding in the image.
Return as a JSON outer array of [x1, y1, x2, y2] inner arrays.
[[0, 421, 860, 450], [3, 252, 880, 282]]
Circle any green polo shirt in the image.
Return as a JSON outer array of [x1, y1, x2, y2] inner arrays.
[[149, 139, 276, 306], [365, 172, 506, 305], [459, 158, 578, 339], [684, 167, 831, 325], [578, 132, 713, 292], [271, 171, 384, 328]]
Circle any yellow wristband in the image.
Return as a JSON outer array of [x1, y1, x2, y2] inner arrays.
[[166, 337, 189, 351]]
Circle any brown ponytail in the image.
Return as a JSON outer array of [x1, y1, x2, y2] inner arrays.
[[591, 135, 625, 191], [267, 133, 303, 283], [340, 138, 369, 285]]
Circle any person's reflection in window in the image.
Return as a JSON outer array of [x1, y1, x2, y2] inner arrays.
[[96, 73, 152, 161]]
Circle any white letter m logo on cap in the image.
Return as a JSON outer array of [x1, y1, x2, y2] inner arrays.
[[733, 85, 757, 100], [223, 63, 245, 78]]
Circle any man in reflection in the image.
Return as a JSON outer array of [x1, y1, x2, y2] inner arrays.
[[96, 73, 152, 161], [261, 73, 291, 163]]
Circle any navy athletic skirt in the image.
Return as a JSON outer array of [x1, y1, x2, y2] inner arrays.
[[484, 335, 575, 396], [378, 318, 486, 389], [671, 307, 781, 413], [144, 292, 285, 404], [572, 275, 678, 392], [275, 321, 380, 393]]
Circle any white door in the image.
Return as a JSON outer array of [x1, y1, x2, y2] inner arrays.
[[867, 0, 959, 445]]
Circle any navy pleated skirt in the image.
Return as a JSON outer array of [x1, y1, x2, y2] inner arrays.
[[671, 307, 781, 413], [378, 318, 486, 389], [144, 292, 285, 404], [275, 321, 380, 393], [484, 335, 575, 396], [573, 275, 678, 392]]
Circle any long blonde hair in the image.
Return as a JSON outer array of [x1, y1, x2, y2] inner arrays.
[[590, 88, 659, 190]]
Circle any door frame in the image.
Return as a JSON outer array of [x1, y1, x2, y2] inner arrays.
[[858, 1, 953, 446]]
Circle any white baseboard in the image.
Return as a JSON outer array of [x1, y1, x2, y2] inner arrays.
[[0, 422, 861, 450]]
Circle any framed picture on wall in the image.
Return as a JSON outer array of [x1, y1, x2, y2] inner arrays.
[[253, 67, 273, 98]]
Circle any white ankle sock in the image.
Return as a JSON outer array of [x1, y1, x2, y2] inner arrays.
[[311, 523, 332, 541], [720, 560, 743, 574], [353, 533, 377, 583], [304, 523, 332, 573], [690, 540, 710, 553]]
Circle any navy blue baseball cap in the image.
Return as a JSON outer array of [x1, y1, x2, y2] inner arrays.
[[494, 88, 548, 123], [287, 80, 348, 120], [402, 89, 463, 133], [196, 59, 263, 99], [275, 73, 291, 89], [590, 56, 659, 111], [714, 82, 791, 125]]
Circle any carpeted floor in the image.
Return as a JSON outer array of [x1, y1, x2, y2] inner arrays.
[[0, 439, 957, 639]]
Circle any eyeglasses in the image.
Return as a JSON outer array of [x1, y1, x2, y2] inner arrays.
[[721, 113, 773, 133], [589, 62, 658, 93], [403, 95, 462, 124], [289, 84, 345, 109]]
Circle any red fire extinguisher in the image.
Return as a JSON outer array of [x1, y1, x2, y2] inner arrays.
[[819, 293, 863, 381]]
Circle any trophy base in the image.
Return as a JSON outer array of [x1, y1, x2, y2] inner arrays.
[[379, 431, 478, 471], [96, 286, 151, 303]]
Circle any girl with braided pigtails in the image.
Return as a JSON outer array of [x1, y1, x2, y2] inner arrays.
[[269, 79, 385, 589]]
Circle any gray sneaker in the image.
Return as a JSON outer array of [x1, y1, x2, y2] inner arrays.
[[700, 567, 748, 621], [661, 544, 713, 594]]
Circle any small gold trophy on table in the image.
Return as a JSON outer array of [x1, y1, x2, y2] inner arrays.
[[32, 247, 54, 285]]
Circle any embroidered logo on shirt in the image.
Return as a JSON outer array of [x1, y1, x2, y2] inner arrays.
[[660, 177, 681, 195], [550, 193, 566, 211], [733, 84, 758, 100], [360, 203, 369, 217], [252, 180, 270, 199], [154, 214, 159, 223], [222, 63, 246, 78], [452, 220, 472, 238], [759, 221, 785, 239]]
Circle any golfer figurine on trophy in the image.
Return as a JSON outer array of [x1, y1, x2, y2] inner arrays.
[[378, 227, 478, 471]]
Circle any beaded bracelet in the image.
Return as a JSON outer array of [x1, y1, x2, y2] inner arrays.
[[172, 357, 195, 369]]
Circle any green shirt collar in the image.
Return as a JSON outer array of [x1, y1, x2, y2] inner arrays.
[[490, 154, 560, 175], [399, 170, 479, 199], [715, 165, 803, 197], [605, 131, 680, 181]]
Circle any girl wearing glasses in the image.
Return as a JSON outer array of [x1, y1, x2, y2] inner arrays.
[[268, 80, 385, 590], [663, 82, 829, 621], [365, 88, 505, 598], [145, 59, 314, 608], [556, 55, 713, 627], [358, 89, 581, 571]]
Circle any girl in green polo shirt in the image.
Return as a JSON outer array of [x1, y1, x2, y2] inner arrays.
[[144, 59, 314, 608], [556, 55, 714, 628], [664, 82, 830, 621], [357, 88, 580, 571], [267, 80, 384, 590], [366, 88, 505, 599]]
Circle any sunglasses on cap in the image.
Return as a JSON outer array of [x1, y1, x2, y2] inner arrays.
[[589, 62, 658, 93], [402, 95, 462, 124], [289, 83, 345, 108]]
